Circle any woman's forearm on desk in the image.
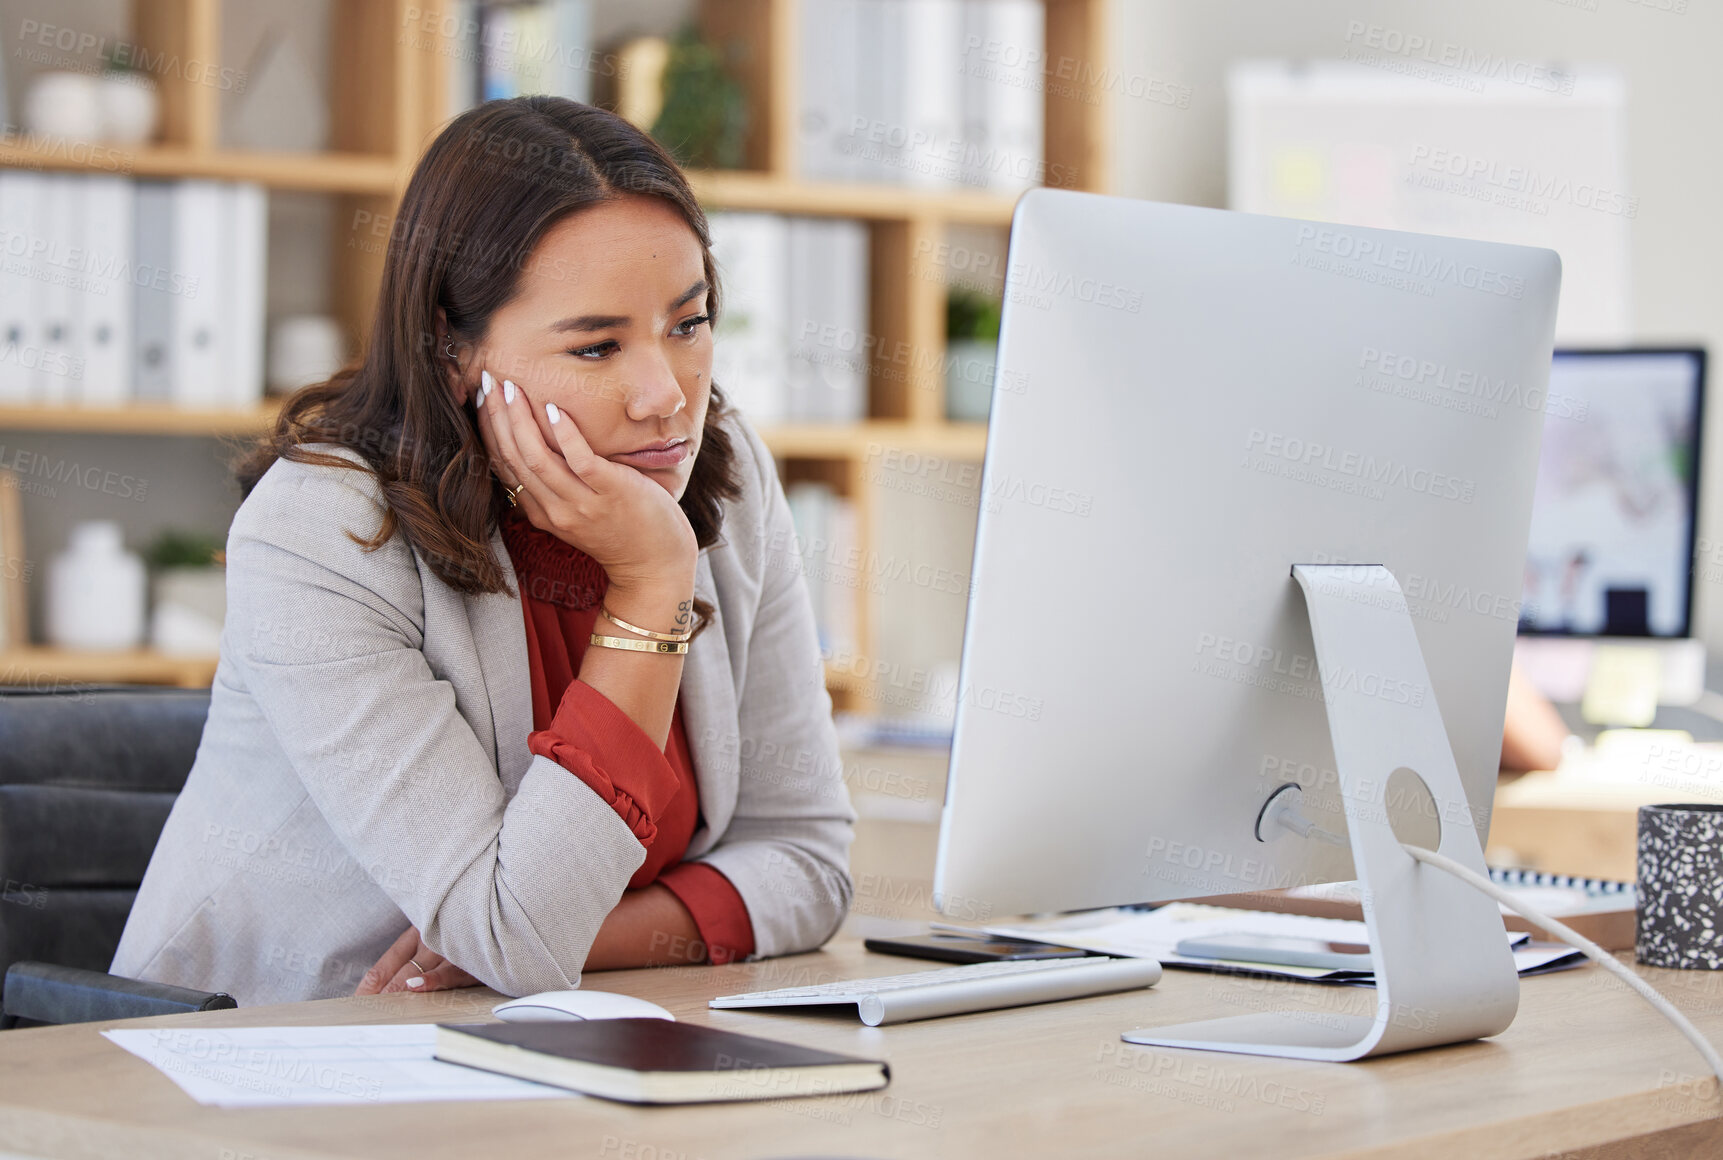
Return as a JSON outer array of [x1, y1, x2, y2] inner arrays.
[[583, 883, 706, 970], [576, 577, 696, 750]]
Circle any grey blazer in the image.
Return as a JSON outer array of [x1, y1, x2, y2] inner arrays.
[[111, 414, 855, 1005]]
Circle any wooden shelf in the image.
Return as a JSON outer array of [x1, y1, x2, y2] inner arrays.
[[0, 404, 983, 459], [0, 647, 218, 689], [687, 170, 1017, 226], [0, 150, 1013, 219], [0, 400, 282, 437], [759, 422, 987, 460], [0, 646, 863, 696], [0, 142, 402, 194]]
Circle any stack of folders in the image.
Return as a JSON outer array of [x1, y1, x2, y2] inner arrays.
[[785, 481, 861, 656], [0, 172, 267, 408], [707, 212, 869, 427], [434, 1018, 889, 1105], [800, 0, 1044, 194]]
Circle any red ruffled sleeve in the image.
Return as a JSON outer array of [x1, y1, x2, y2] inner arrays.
[[528, 680, 682, 846], [502, 509, 755, 960], [659, 861, 755, 964]]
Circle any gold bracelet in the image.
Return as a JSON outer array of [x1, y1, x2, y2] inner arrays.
[[589, 633, 689, 655], [600, 605, 693, 642]]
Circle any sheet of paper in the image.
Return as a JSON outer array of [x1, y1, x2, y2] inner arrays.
[[102, 1024, 577, 1108], [983, 905, 1376, 980], [1514, 944, 1588, 974], [979, 904, 1560, 985]]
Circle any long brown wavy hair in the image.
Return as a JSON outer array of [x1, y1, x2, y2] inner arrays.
[[237, 97, 741, 604]]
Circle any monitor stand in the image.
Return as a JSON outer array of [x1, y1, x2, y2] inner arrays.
[[1122, 564, 1520, 1061]]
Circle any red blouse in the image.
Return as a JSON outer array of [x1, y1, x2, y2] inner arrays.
[[499, 509, 754, 964]]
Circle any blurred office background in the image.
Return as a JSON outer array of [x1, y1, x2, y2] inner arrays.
[[0, 0, 1717, 917]]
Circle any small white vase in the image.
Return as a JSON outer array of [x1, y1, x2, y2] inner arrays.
[[97, 71, 159, 145], [46, 522, 146, 651], [23, 72, 104, 140], [268, 315, 346, 394]]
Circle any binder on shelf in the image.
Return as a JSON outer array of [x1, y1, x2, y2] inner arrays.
[[445, 0, 479, 112], [786, 218, 869, 423], [824, 495, 860, 656], [786, 480, 860, 656], [787, 482, 828, 640], [131, 181, 176, 403], [798, 0, 863, 182], [801, 0, 1046, 193], [902, 0, 965, 190], [708, 212, 790, 427], [222, 182, 268, 406], [854, 0, 909, 184], [478, 0, 595, 104], [78, 175, 136, 405], [549, 0, 596, 104], [170, 181, 227, 407], [971, 0, 1045, 195], [35, 175, 78, 405], [0, 171, 46, 403]]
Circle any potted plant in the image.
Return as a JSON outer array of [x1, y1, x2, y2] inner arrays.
[[945, 288, 1002, 422], [146, 530, 225, 656], [650, 25, 748, 170]]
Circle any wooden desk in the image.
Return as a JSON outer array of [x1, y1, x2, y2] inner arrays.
[[0, 940, 1718, 1160], [1487, 769, 1723, 882]]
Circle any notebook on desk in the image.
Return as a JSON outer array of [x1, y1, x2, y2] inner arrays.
[[433, 1018, 889, 1104]]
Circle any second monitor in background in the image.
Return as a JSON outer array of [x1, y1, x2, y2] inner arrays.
[[1515, 348, 1707, 707]]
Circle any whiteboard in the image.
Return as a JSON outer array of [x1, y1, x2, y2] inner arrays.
[[1229, 61, 1630, 344]]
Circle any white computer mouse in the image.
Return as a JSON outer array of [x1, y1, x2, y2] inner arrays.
[[491, 990, 675, 1023]]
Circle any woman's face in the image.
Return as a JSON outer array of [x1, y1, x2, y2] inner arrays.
[[461, 195, 714, 500]]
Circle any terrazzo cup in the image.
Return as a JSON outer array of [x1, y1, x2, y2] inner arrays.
[[1637, 804, 1723, 969]]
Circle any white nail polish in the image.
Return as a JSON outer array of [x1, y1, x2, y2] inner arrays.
[[406, 977, 424, 989], [480, 369, 493, 396], [546, 402, 560, 424], [504, 380, 518, 405]]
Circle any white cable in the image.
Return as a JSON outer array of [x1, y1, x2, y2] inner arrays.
[[1262, 791, 1347, 847], [1402, 841, 1723, 1085]]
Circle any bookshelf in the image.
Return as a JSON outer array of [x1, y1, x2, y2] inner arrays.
[[0, 400, 284, 437], [0, 646, 217, 690], [0, 0, 1110, 700]]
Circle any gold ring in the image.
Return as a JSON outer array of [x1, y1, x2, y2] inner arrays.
[[407, 958, 427, 976], [504, 482, 525, 507]]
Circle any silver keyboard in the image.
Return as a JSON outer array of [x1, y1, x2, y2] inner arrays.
[[711, 955, 1162, 1026], [722, 956, 1095, 999]]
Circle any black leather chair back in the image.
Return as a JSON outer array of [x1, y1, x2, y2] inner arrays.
[[0, 687, 210, 982]]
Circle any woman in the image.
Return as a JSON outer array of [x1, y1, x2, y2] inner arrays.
[[109, 98, 855, 1005]]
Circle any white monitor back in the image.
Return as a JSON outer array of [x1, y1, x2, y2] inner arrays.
[[935, 191, 1561, 919]]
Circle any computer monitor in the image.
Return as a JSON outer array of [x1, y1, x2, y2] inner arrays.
[[935, 190, 1562, 1060], [1514, 348, 1707, 704]]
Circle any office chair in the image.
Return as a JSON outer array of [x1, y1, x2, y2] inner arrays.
[[0, 686, 237, 1027]]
